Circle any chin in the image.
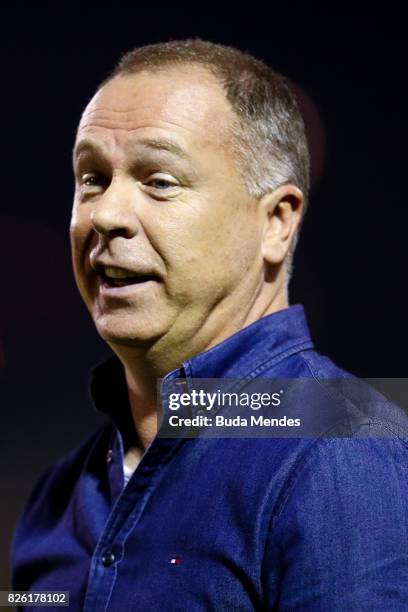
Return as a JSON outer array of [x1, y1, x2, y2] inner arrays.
[[94, 314, 164, 348]]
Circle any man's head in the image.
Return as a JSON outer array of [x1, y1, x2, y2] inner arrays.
[[70, 40, 309, 367]]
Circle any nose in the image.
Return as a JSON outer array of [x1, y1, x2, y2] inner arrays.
[[91, 177, 141, 239]]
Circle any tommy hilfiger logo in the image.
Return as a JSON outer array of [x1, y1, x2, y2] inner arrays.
[[170, 556, 182, 565]]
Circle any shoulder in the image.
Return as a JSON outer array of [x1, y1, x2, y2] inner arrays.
[[256, 345, 408, 517], [275, 346, 408, 439]]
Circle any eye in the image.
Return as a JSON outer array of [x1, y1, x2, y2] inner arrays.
[[81, 173, 107, 187], [145, 174, 179, 190]]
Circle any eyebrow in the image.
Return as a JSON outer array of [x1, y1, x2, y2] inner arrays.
[[73, 136, 190, 163], [72, 139, 105, 163]]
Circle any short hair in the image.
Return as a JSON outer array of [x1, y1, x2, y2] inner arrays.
[[102, 39, 310, 281]]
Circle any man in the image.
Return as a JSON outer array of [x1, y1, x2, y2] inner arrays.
[[12, 40, 408, 610]]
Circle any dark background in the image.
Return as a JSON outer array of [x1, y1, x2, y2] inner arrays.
[[1, 4, 407, 588]]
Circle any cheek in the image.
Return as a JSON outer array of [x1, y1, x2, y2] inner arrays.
[[189, 203, 259, 263], [70, 206, 94, 281], [161, 204, 260, 287]]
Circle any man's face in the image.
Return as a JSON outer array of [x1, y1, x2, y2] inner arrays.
[[71, 67, 263, 353]]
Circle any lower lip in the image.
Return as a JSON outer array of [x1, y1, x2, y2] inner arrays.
[[98, 278, 158, 298]]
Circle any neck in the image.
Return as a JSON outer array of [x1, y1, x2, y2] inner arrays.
[[112, 283, 288, 450]]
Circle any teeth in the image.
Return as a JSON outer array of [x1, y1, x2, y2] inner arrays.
[[104, 266, 137, 279]]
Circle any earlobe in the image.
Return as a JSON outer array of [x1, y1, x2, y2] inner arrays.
[[260, 185, 304, 265]]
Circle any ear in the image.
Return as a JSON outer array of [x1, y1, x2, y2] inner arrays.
[[259, 184, 304, 265]]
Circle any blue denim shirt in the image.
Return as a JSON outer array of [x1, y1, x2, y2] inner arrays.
[[12, 304, 408, 610]]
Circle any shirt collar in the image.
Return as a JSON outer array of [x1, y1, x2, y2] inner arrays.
[[90, 303, 313, 420], [184, 303, 313, 379]]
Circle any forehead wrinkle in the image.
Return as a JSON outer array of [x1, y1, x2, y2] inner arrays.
[[74, 126, 193, 168], [73, 135, 192, 173], [125, 137, 190, 160], [81, 104, 222, 131], [75, 117, 227, 157], [77, 120, 194, 135]]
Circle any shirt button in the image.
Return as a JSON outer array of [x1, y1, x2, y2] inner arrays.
[[106, 449, 114, 463], [101, 551, 116, 567]]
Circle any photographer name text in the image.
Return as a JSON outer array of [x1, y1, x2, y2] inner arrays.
[[168, 415, 301, 427]]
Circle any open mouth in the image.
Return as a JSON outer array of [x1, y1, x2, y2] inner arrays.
[[100, 266, 158, 288]]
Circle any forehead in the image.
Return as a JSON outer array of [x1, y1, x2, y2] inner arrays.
[[75, 67, 235, 155]]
